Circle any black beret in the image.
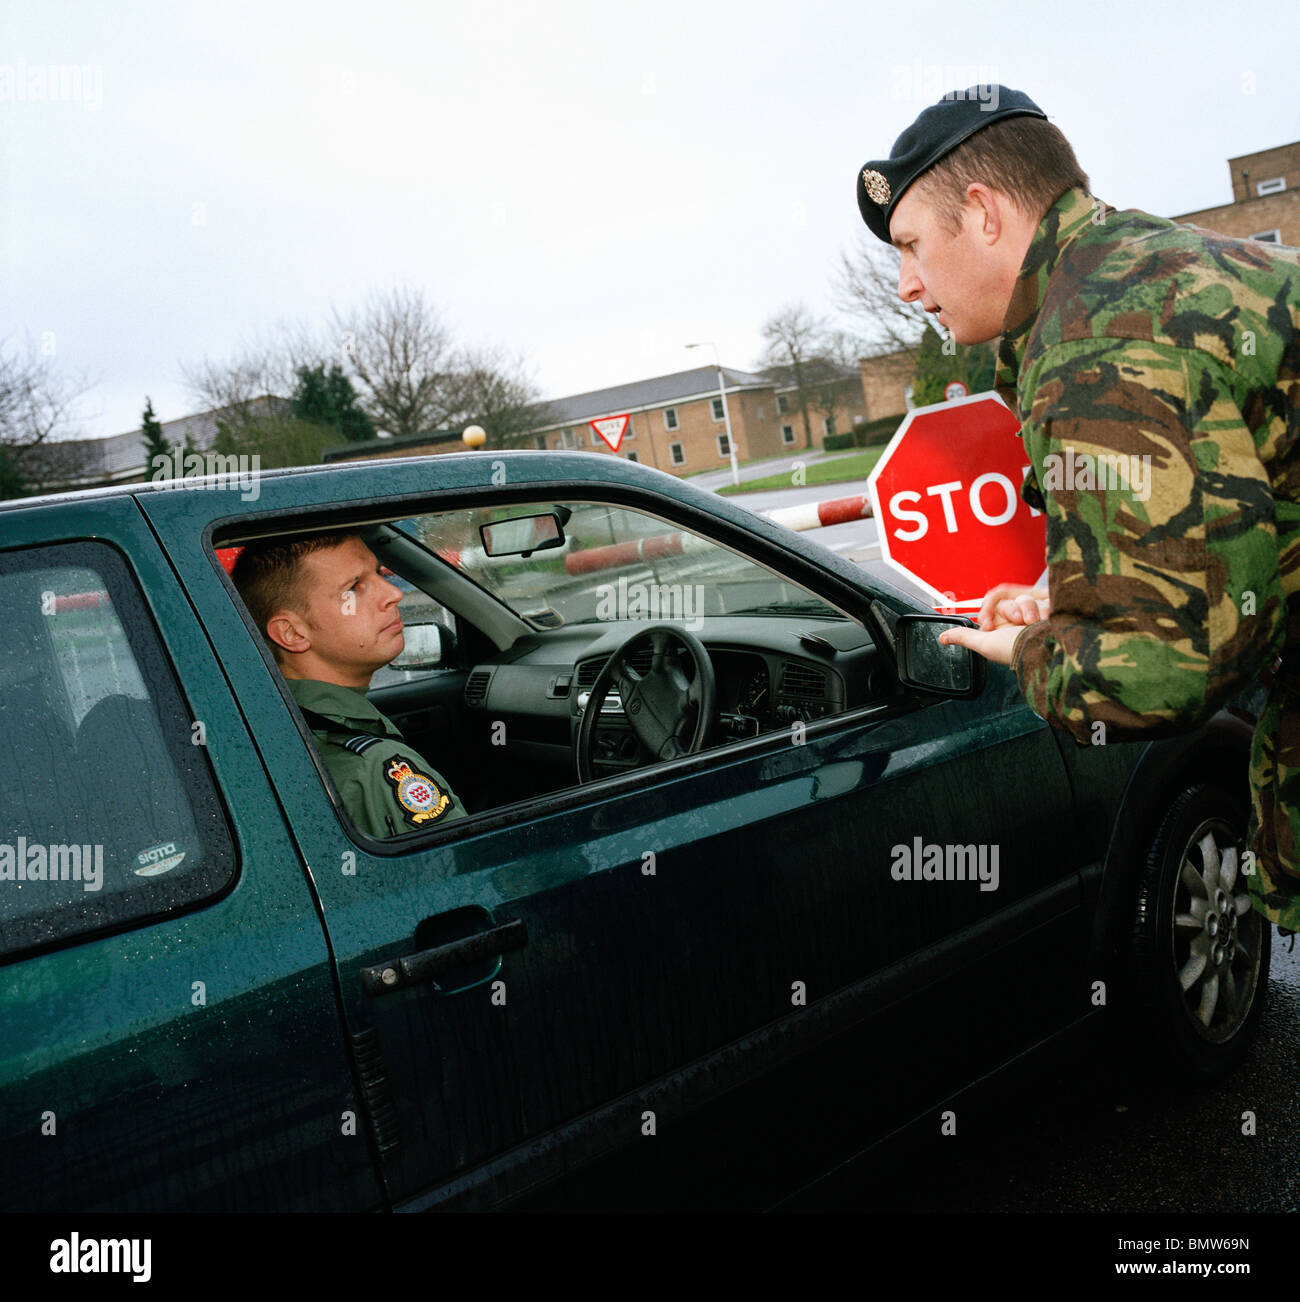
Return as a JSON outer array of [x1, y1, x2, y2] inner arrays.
[[856, 86, 1047, 243]]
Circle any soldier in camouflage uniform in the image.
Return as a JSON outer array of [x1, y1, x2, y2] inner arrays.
[[855, 87, 1300, 930]]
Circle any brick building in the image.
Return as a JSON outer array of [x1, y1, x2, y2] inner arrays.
[[323, 364, 867, 474], [857, 349, 915, 424], [1175, 140, 1300, 246], [526, 364, 864, 472]]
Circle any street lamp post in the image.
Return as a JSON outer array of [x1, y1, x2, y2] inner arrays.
[[686, 341, 739, 487]]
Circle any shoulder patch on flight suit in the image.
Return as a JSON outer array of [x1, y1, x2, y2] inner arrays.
[[382, 754, 452, 826]]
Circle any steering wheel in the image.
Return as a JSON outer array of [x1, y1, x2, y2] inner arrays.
[[576, 625, 717, 783]]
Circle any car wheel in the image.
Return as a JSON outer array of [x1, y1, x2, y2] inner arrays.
[[1123, 784, 1270, 1081]]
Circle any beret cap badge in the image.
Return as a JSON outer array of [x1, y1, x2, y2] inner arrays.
[[860, 169, 891, 205]]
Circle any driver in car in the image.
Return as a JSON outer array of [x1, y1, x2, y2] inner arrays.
[[233, 532, 466, 837]]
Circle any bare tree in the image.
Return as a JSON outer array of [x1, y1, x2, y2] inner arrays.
[[184, 287, 552, 463], [807, 330, 865, 440], [757, 302, 835, 450], [180, 337, 298, 452], [449, 344, 553, 449], [831, 236, 928, 356], [332, 287, 458, 438], [0, 337, 94, 496]]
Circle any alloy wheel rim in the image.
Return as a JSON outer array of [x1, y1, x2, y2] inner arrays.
[[1170, 815, 1262, 1045]]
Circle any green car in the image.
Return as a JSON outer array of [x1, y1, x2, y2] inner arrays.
[[0, 450, 1268, 1211]]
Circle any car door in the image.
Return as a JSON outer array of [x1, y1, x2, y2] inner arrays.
[[0, 495, 379, 1211], [140, 468, 1083, 1209]]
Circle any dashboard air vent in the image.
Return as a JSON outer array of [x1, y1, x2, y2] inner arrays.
[[576, 647, 654, 689], [464, 669, 493, 706], [780, 662, 827, 699]]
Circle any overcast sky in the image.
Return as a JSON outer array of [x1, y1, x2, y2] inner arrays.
[[4, 0, 1297, 440]]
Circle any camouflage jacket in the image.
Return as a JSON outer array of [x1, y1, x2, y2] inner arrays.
[[1000, 185, 1300, 731], [996, 186, 1300, 915]]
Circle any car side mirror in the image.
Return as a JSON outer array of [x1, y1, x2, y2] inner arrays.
[[894, 614, 986, 699], [390, 621, 453, 671]]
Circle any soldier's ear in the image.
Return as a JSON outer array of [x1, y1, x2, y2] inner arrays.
[[964, 183, 1004, 242], [266, 608, 311, 655]]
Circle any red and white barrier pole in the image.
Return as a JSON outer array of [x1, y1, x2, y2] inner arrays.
[[762, 493, 873, 531], [564, 532, 711, 576]]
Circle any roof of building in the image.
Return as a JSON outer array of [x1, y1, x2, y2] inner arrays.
[[321, 428, 462, 462], [533, 365, 775, 429], [30, 397, 283, 488]]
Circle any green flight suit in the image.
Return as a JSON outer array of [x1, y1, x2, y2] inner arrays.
[[287, 678, 465, 838], [996, 186, 1300, 927]]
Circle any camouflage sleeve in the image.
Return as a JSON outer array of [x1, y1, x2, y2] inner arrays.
[[1010, 334, 1286, 743]]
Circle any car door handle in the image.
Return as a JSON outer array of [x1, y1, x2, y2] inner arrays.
[[360, 918, 528, 997]]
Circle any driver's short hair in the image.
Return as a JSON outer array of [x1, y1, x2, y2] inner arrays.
[[232, 531, 362, 660]]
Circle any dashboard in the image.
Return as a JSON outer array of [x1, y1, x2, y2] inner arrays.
[[461, 614, 890, 777]]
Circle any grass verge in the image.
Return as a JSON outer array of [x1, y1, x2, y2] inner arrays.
[[715, 448, 886, 495]]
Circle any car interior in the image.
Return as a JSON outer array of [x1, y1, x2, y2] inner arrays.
[[220, 495, 970, 832]]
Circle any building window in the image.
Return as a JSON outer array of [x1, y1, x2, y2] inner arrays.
[[664, 408, 678, 430], [670, 442, 685, 466], [591, 429, 603, 447], [625, 452, 639, 463], [711, 397, 725, 421], [1250, 229, 1281, 244], [823, 416, 834, 436], [559, 428, 578, 449], [1256, 177, 1286, 197], [716, 434, 731, 458], [533, 435, 547, 450], [781, 424, 796, 445], [777, 394, 790, 414]]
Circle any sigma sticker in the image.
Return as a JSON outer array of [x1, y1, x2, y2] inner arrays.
[[135, 841, 187, 877], [384, 756, 450, 826]]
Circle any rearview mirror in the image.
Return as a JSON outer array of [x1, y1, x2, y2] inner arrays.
[[894, 614, 986, 699], [480, 513, 565, 558]]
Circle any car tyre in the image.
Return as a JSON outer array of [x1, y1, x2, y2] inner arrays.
[[1121, 783, 1270, 1082]]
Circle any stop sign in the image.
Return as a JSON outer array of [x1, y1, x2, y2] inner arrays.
[[866, 391, 1045, 608]]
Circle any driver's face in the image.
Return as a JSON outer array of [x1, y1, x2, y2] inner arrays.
[[292, 538, 406, 686]]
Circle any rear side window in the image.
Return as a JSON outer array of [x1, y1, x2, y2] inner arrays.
[[0, 542, 236, 959]]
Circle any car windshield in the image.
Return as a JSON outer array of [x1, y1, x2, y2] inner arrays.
[[392, 502, 844, 627]]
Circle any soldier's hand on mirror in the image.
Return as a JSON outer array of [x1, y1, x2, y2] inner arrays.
[[937, 622, 1023, 666]]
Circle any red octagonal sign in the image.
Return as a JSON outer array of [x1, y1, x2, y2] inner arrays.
[[866, 391, 1045, 608]]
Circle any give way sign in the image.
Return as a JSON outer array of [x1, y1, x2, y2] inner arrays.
[[590, 415, 630, 451], [865, 391, 1045, 608]]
